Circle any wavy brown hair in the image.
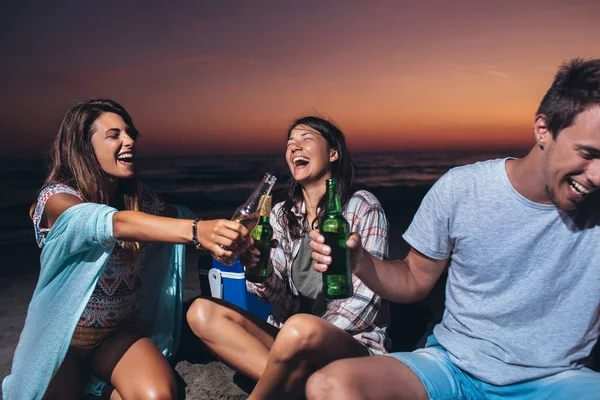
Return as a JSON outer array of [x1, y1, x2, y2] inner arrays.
[[31, 99, 142, 258]]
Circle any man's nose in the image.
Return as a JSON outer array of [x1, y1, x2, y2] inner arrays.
[[587, 159, 600, 188]]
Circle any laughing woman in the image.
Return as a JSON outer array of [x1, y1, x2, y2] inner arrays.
[[186, 116, 390, 399], [2, 99, 252, 399]]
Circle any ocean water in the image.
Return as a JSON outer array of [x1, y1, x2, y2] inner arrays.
[[0, 150, 527, 247]]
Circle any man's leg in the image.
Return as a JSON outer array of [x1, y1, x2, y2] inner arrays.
[[306, 344, 483, 400], [306, 355, 428, 400]]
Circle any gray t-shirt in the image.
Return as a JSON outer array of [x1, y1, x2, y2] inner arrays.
[[403, 158, 600, 385]]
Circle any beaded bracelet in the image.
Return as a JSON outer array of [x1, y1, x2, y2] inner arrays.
[[191, 217, 203, 250]]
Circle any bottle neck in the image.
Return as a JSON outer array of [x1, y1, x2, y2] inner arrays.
[[324, 181, 343, 216], [235, 176, 275, 219], [258, 215, 270, 223]]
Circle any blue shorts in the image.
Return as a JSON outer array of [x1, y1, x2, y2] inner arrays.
[[388, 335, 600, 400]]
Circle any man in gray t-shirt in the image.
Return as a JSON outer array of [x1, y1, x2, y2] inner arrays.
[[305, 58, 600, 400]]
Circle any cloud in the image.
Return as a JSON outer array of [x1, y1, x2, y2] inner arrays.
[[161, 53, 218, 68], [442, 62, 510, 78], [443, 62, 464, 70], [31, 71, 91, 88], [485, 69, 510, 78], [172, 20, 211, 37], [478, 63, 510, 78], [28, 52, 218, 89]]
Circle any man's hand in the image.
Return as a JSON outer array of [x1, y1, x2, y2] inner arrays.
[[309, 230, 367, 275]]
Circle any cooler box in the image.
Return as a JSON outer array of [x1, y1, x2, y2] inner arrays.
[[208, 258, 272, 321]]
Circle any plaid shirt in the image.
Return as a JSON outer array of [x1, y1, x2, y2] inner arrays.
[[246, 190, 391, 354]]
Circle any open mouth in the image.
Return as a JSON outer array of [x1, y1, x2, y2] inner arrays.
[[568, 178, 590, 197], [117, 152, 135, 165], [292, 156, 310, 168]]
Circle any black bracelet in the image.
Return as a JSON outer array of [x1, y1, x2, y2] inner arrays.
[[192, 217, 203, 250]]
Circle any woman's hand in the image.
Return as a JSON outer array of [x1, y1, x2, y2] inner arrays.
[[240, 239, 278, 268], [309, 230, 367, 275], [196, 219, 251, 258]]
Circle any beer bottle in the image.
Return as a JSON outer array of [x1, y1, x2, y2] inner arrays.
[[245, 195, 273, 283], [214, 173, 277, 266], [319, 178, 353, 299]]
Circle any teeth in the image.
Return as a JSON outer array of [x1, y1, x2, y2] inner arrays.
[[118, 153, 133, 160], [293, 156, 309, 165], [570, 179, 589, 195]]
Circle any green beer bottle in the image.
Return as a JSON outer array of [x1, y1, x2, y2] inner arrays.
[[245, 195, 273, 283], [319, 178, 353, 299]]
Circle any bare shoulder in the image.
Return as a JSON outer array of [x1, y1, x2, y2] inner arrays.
[[44, 193, 84, 229]]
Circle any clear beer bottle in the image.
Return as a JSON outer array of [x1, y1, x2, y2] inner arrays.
[[245, 195, 273, 283]]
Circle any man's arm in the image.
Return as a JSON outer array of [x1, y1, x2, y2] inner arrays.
[[310, 231, 447, 303]]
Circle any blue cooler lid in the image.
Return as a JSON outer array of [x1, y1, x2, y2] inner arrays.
[[211, 257, 245, 273]]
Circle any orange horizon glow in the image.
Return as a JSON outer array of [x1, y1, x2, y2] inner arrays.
[[1, 1, 598, 157]]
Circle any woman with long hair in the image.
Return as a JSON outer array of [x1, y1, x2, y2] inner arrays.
[[2, 99, 251, 399], [186, 116, 390, 399]]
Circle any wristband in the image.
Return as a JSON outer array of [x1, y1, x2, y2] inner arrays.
[[192, 217, 203, 250]]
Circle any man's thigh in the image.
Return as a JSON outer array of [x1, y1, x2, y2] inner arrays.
[[389, 346, 483, 400], [307, 355, 429, 400]]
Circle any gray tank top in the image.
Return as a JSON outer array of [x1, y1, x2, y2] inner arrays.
[[291, 233, 327, 316]]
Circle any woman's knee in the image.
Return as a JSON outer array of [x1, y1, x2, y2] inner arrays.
[[186, 298, 220, 335], [123, 380, 177, 400], [106, 338, 178, 400], [272, 314, 326, 360], [186, 298, 245, 338]]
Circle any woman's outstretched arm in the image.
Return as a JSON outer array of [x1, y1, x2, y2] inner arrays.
[[44, 193, 250, 258]]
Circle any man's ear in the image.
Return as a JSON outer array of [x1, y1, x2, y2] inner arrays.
[[534, 114, 552, 150], [330, 148, 339, 162]]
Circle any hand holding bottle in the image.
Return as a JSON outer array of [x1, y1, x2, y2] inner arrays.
[[196, 219, 251, 258], [213, 173, 277, 266], [242, 195, 273, 283], [240, 238, 279, 268], [315, 178, 353, 299], [309, 230, 367, 276]]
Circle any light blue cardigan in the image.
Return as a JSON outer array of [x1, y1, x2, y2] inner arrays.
[[2, 203, 194, 399]]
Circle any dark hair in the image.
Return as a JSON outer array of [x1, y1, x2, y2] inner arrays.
[[280, 116, 355, 240], [31, 99, 142, 256], [537, 58, 600, 138]]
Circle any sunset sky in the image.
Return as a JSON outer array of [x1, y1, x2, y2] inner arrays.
[[1, 0, 599, 157]]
